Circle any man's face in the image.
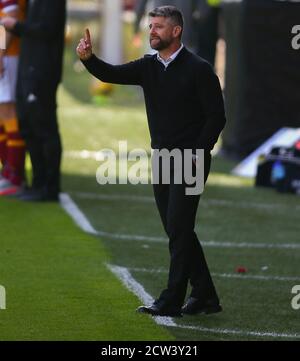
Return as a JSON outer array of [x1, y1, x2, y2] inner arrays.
[[149, 16, 179, 51]]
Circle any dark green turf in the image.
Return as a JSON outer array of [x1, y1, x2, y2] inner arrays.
[[0, 198, 173, 341], [1, 37, 298, 341]]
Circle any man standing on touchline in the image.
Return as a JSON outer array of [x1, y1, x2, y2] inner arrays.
[[77, 6, 226, 317]]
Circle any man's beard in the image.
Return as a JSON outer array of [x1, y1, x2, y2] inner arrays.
[[150, 36, 172, 51]]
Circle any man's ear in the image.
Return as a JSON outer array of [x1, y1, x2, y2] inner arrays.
[[173, 25, 182, 39]]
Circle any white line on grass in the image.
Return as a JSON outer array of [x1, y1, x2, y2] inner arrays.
[[73, 191, 154, 203], [108, 265, 300, 340], [59, 194, 300, 340], [59, 193, 300, 282], [108, 264, 176, 327], [60, 193, 98, 235], [61, 193, 300, 250], [60, 193, 300, 283], [173, 324, 300, 340], [72, 190, 300, 212], [128, 267, 300, 283], [60, 193, 175, 327], [200, 240, 300, 250], [60, 193, 164, 242]]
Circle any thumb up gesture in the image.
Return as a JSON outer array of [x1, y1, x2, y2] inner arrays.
[[76, 28, 93, 61]]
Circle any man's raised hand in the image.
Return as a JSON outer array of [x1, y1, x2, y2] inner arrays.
[[76, 28, 93, 61]]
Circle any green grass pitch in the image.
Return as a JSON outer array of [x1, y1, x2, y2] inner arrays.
[[1, 39, 300, 341]]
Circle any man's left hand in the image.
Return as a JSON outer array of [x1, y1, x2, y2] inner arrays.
[[1, 17, 17, 30]]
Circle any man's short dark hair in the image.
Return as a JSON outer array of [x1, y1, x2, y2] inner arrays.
[[148, 6, 184, 33]]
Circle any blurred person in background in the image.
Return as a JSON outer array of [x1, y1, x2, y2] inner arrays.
[[0, 0, 26, 196], [194, 0, 220, 67], [123, 0, 137, 11], [1, 0, 66, 202]]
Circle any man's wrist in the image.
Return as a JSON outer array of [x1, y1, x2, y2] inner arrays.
[[80, 52, 93, 62]]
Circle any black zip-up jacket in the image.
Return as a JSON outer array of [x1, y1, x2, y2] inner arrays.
[[13, 0, 66, 87], [83, 47, 226, 150]]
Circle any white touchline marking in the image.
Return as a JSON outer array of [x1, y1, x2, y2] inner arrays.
[[128, 267, 300, 283], [59, 193, 164, 242], [108, 265, 300, 340], [73, 191, 154, 203], [200, 240, 300, 250], [59, 194, 300, 282], [59, 195, 174, 327], [71, 189, 300, 212], [61, 193, 300, 250], [173, 324, 300, 339], [59, 194, 300, 339], [59, 193, 98, 235], [108, 264, 176, 327], [65, 150, 150, 162], [65, 150, 113, 162]]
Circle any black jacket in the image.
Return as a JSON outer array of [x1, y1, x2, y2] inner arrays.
[[83, 47, 226, 150], [13, 0, 66, 86]]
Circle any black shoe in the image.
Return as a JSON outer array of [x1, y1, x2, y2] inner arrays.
[[5, 184, 29, 198], [137, 300, 182, 317], [182, 297, 222, 315], [19, 188, 59, 202]]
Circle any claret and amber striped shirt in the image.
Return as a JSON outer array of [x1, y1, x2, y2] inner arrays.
[[0, 0, 26, 56]]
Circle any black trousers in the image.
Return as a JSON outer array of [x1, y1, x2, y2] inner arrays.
[[152, 151, 219, 308], [16, 77, 62, 196]]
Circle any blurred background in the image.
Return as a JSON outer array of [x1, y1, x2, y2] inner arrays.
[[66, 0, 300, 161]]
